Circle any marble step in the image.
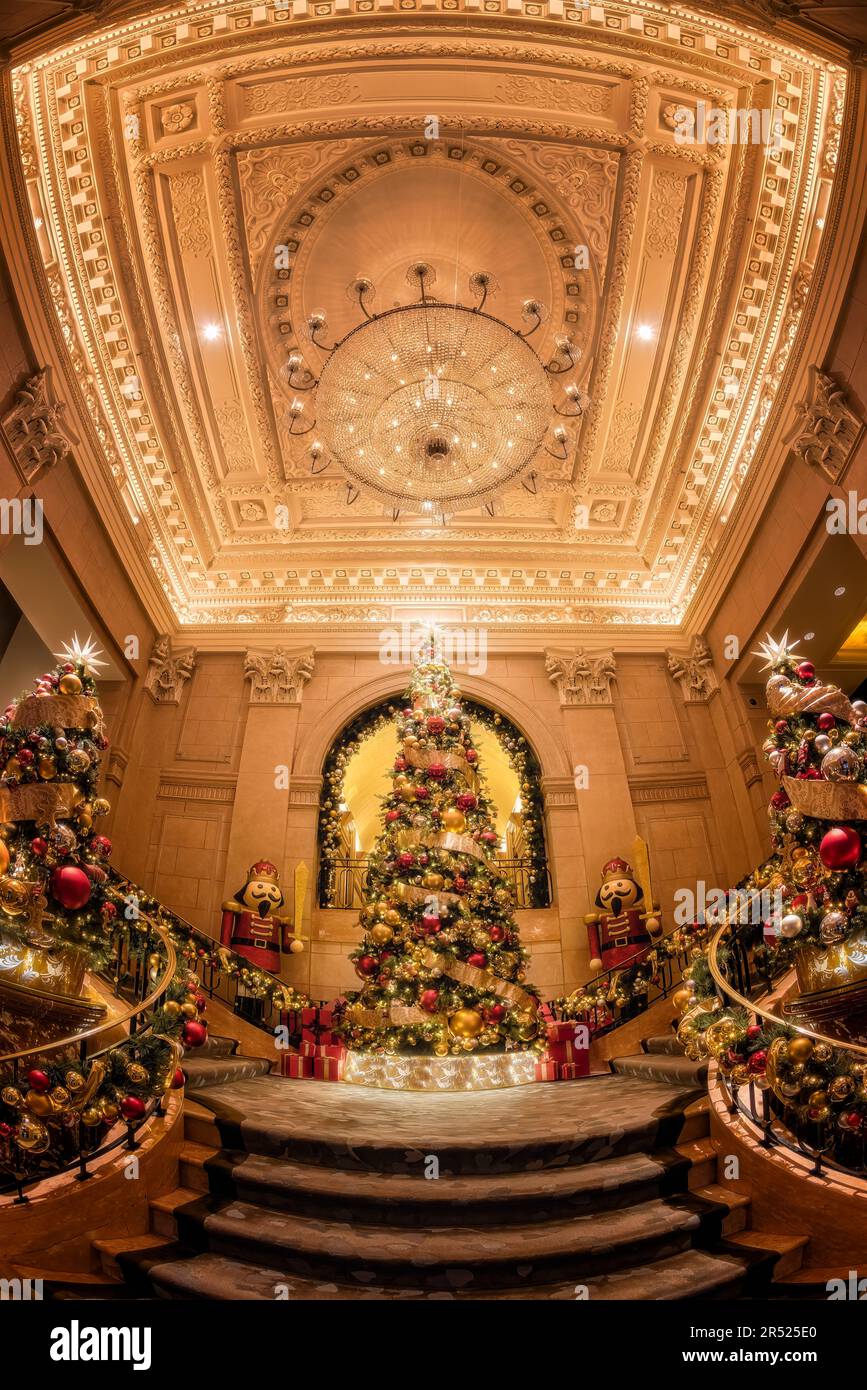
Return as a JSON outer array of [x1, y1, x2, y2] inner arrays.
[[156, 1188, 737, 1291], [181, 1055, 273, 1089], [195, 1034, 239, 1058], [642, 1034, 684, 1057], [130, 1244, 764, 1302], [186, 1072, 705, 1174], [610, 1053, 709, 1087], [178, 1141, 698, 1224]]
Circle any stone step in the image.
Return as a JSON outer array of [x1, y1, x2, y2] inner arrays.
[[184, 1100, 223, 1147], [127, 1235, 758, 1302], [679, 1097, 711, 1143], [725, 1230, 809, 1281], [195, 1035, 239, 1059], [150, 1187, 202, 1239], [642, 1034, 684, 1057], [675, 1137, 718, 1190], [157, 1189, 732, 1291], [94, 1233, 178, 1282], [610, 1053, 709, 1087], [187, 1073, 704, 1175], [178, 1141, 697, 1224], [691, 1183, 750, 1236], [182, 1055, 273, 1090]]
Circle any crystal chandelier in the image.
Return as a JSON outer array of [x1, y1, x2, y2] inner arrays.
[[286, 264, 584, 521]]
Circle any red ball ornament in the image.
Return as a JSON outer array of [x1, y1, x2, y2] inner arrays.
[[89, 835, 112, 859], [397, 851, 415, 869], [770, 791, 790, 810], [30, 836, 48, 858], [427, 762, 447, 780], [17, 748, 33, 766], [465, 749, 478, 764], [489, 925, 506, 942], [486, 1003, 507, 1023], [385, 809, 401, 823], [817, 713, 836, 731], [819, 826, 862, 871], [171, 1068, 186, 1089], [453, 876, 468, 893], [182, 1019, 208, 1048], [356, 954, 378, 977], [414, 785, 429, 800], [456, 793, 477, 811], [746, 1023, 763, 1041], [26, 1068, 50, 1093], [842, 1110, 863, 1131], [419, 988, 440, 1012], [774, 720, 789, 735], [796, 661, 816, 681], [49, 865, 92, 910], [394, 757, 408, 772], [747, 1050, 767, 1075], [101, 901, 117, 919], [467, 951, 487, 968], [120, 1095, 147, 1122], [194, 991, 207, 1012], [426, 715, 446, 734], [480, 831, 499, 845]]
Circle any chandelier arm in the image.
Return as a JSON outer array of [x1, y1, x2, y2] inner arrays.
[[310, 324, 337, 352], [518, 310, 542, 338], [287, 369, 318, 391], [288, 416, 317, 436], [521, 471, 538, 495], [346, 485, 360, 505], [310, 454, 330, 475], [554, 400, 584, 418], [356, 282, 375, 321], [545, 440, 569, 461], [545, 346, 577, 376]]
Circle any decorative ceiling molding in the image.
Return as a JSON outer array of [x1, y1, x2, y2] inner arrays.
[[4, 0, 848, 632]]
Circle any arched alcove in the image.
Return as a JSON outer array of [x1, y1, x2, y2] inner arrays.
[[315, 692, 552, 911]]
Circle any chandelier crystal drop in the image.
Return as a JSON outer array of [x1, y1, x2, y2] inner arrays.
[[288, 266, 581, 519]]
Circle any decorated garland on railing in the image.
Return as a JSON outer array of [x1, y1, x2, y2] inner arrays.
[[555, 920, 711, 1020], [318, 694, 550, 908]]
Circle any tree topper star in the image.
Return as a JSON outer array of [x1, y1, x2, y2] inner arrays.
[[752, 631, 801, 671], [53, 633, 107, 677]]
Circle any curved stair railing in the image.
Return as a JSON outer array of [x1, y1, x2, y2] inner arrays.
[[552, 918, 713, 1037], [705, 916, 867, 1178], [0, 915, 177, 1201], [106, 866, 308, 1035]]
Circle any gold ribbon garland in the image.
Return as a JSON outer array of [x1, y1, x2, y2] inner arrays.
[[403, 746, 475, 779], [782, 775, 867, 822], [429, 831, 488, 862], [0, 780, 80, 826], [11, 693, 102, 733], [423, 948, 536, 1010]]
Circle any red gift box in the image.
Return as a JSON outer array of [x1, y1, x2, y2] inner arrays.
[[299, 1040, 319, 1057], [546, 1039, 588, 1064], [558, 1057, 589, 1080], [546, 1021, 576, 1044], [281, 1054, 313, 1079], [313, 1055, 344, 1081], [317, 1043, 346, 1060], [534, 1060, 561, 1082]]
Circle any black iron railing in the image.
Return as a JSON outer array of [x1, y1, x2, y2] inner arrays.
[[318, 852, 552, 910]]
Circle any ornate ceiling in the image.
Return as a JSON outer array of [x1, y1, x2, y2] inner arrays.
[[7, 0, 848, 630]]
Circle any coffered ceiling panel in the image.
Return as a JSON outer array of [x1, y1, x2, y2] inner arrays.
[[9, 0, 846, 630]]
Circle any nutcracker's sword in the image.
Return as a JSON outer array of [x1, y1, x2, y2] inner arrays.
[[293, 861, 310, 943], [630, 835, 655, 914]]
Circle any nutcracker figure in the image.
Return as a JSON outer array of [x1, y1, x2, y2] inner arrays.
[[584, 848, 661, 1016], [221, 860, 305, 972]]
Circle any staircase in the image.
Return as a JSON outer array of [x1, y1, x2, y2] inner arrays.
[[86, 1031, 810, 1301]]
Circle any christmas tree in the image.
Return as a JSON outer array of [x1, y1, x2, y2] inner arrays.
[[0, 635, 118, 1012], [340, 637, 543, 1058]]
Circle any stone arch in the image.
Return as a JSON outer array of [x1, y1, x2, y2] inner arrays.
[[293, 667, 572, 783]]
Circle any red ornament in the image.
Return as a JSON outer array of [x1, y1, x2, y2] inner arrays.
[[171, 1068, 186, 1089], [182, 1019, 208, 1048], [819, 826, 862, 871], [774, 720, 789, 735], [486, 1003, 506, 1023], [30, 836, 48, 858], [817, 713, 836, 731], [421, 913, 441, 932], [356, 954, 378, 976], [26, 1068, 50, 1093], [770, 791, 790, 810], [385, 809, 401, 823], [456, 793, 477, 811], [465, 749, 478, 763], [489, 925, 506, 942], [480, 830, 499, 845], [120, 1095, 147, 1122], [394, 757, 408, 772], [747, 1050, 767, 1075], [426, 715, 446, 734], [453, 876, 468, 893], [746, 1023, 763, 1041], [427, 762, 447, 780], [796, 661, 816, 681], [414, 785, 429, 800], [89, 835, 112, 859], [101, 901, 117, 919], [397, 851, 415, 869], [17, 748, 33, 766], [467, 951, 487, 968], [842, 1110, 864, 1131], [194, 991, 207, 1012], [49, 865, 92, 910], [419, 989, 440, 1012]]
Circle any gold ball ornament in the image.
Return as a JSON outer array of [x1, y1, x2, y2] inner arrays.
[[100, 1099, 120, 1120], [672, 988, 693, 1016], [24, 1090, 53, 1116], [370, 924, 393, 946], [58, 673, 83, 695], [163, 1000, 181, 1020], [48, 1086, 70, 1109], [787, 1037, 814, 1065], [180, 1001, 198, 1019], [93, 798, 110, 817], [16, 1115, 50, 1152], [448, 1008, 484, 1038], [38, 756, 57, 780], [422, 872, 445, 891], [64, 1071, 84, 1093], [126, 1063, 149, 1085], [80, 1106, 103, 1128], [0, 877, 29, 916], [441, 808, 467, 832], [1, 1085, 22, 1107]]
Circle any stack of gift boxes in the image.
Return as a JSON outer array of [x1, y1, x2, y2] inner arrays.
[[534, 1010, 590, 1082], [280, 1004, 346, 1082]]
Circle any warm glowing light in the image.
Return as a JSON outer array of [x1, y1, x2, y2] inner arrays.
[[343, 1050, 538, 1091], [201, 322, 222, 342], [635, 323, 655, 342]]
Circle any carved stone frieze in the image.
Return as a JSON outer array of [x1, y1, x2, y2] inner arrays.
[[665, 636, 718, 704], [145, 636, 197, 705], [545, 650, 617, 706], [244, 647, 315, 704], [0, 368, 78, 484], [787, 368, 865, 484]]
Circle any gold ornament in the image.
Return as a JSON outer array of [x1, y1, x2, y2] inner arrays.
[[58, 673, 83, 695], [38, 756, 57, 780], [672, 988, 693, 1016], [93, 798, 110, 816], [370, 924, 393, 946], [64, 1071, 84, 1092], [180, 1001, 198, 1019], [126, 1063, 149, 1085], [1, 1086, 22, 1107], [422, 872, 445, 891], [787, 1037, 814, 1065], [163, 1000, 181, 1020], [48, 1086, 70, 1108], [442, 808, 467, 832], [80, 1106, 103, 1127], [448, 1008, 483, 1038], [16, 1115, 50, 1152]]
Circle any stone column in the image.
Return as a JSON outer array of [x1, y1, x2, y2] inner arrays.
[[222, 648, 315, 939], [545, 649, 636, 990]]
